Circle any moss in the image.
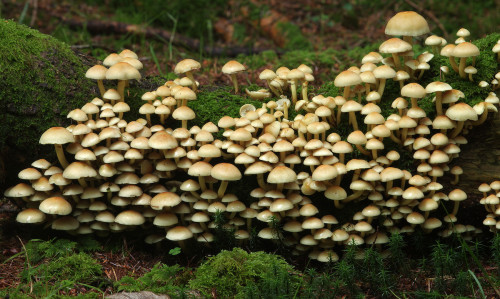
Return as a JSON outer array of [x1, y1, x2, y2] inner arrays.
[[0, 19, 95, 155], [276, 21, 312, 51], [186, 85, 265, 129], [189, 248, 300, 298]]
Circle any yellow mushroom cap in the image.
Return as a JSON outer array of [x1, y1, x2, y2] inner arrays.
[[385, 11, 430, 36], [222, 60, 246, 74]]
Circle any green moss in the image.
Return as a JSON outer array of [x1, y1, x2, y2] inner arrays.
[[187, 85, 264, 129], [276, 22, 312, 51], [189, 248, 300, 298], [115, 263, 187, 294], [0, 19, 94, 155], [418, 33, 500, 118]]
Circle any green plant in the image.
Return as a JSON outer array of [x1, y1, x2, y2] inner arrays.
[[115, 263, 187, 295], [492, 233, 500, 275], [239, 262, 302, 299], [189, 248, 298, 298]]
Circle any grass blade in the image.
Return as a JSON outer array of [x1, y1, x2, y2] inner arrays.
[[468, 270, 486, 299], [18, 0, 30, 24], [149, 44, 164, 76]]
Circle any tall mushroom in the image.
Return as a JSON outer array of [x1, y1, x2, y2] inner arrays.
[[39, 127, 75, 169], [222, 60, 246, 94], [174, 59, 201, 92], [385, 11, 430, 46], [211, 163, 242, 198]]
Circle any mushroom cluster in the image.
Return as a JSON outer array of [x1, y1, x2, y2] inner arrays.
[[479, 181, 500, 232], [6, 11, 500, 261]]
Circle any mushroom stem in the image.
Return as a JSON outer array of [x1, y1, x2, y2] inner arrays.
[[449, 121, 464, 138], [77, 178, 87, 188], [230, 74, 239, 94], [291, 80, 298, 104], [217, 181, 229, 198], [117, 80, 127, 101], [333, 200, 344, 209], [198, 177, 207, 191], [343, 86, 351, 100], [181, 120, 188, 129], [348, 112, 359, 131], [458, 58, 467, 78], [267, 79, 280, 97], [377, 79, 387, 97], [449, 56, 459, 73], [256, 174, 268, 190], [435, 92, 444, 116], [54, 144, 69, 169], [403, 36, 413, 46], [186, 71, 197, 92], [344, 190, 363, 202], [276, 183, 284, 193], [97, 80, 105, 98], [355, 144, 370, 156], [389, 132, 401, 144], [302, 82, 309, 101], [392, 53, 401, 70], [452, 202, 460, 216], [472, 110, 488, 126]]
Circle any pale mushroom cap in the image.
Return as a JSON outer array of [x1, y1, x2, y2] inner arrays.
[[334, 70, 361, 87], [39, 196, 72, 215], [445, 103, 478, 121], [115, 210, 145, 225], [40, 127, 75, 144], [373, 65, 396, 79], [425, 35, 443, 46], [379, 38, 412, 53], [167, 226, 193, 241], [259, 69, 276, 80], [175, 86, 197, 101], [211, 163, 242, 181], [267, 166, 297, 184], [401, 83, 426, 98], [63, 162, 97, 179], [174, 59, 201, 74], [52, 216, 79, 231], [16, 208, 46, 224], [449, 189, 467, 201], [106, 62, 141, 80], [103, 53, 123, 66], [173, 106, 196, 121], [222, 60, 246, 74], [425, 81, 452, 93], [85, 65, 108, 80], [385, 11, 430, 36], [452, 42, 480, 57]]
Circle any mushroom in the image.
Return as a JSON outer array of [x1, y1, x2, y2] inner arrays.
[[222, 60, 246, 94], [211, 163, 242, 198], [385, 11, 430, 46], [452, 42, 480, 79], [174, 59, 201, 92], [85, 65, 108, 97], [379, 38, 412, 70], [106, 62, 141, 101], [39, 127, 75, 169], [334, 70, 361, 100]]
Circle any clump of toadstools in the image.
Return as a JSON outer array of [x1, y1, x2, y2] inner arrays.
[[6, 11, 500, 261]]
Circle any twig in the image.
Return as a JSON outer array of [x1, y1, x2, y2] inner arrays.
[[70, 44, 115, 53], [404, 0, 449, 40], [60, 17, 283, 57]]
